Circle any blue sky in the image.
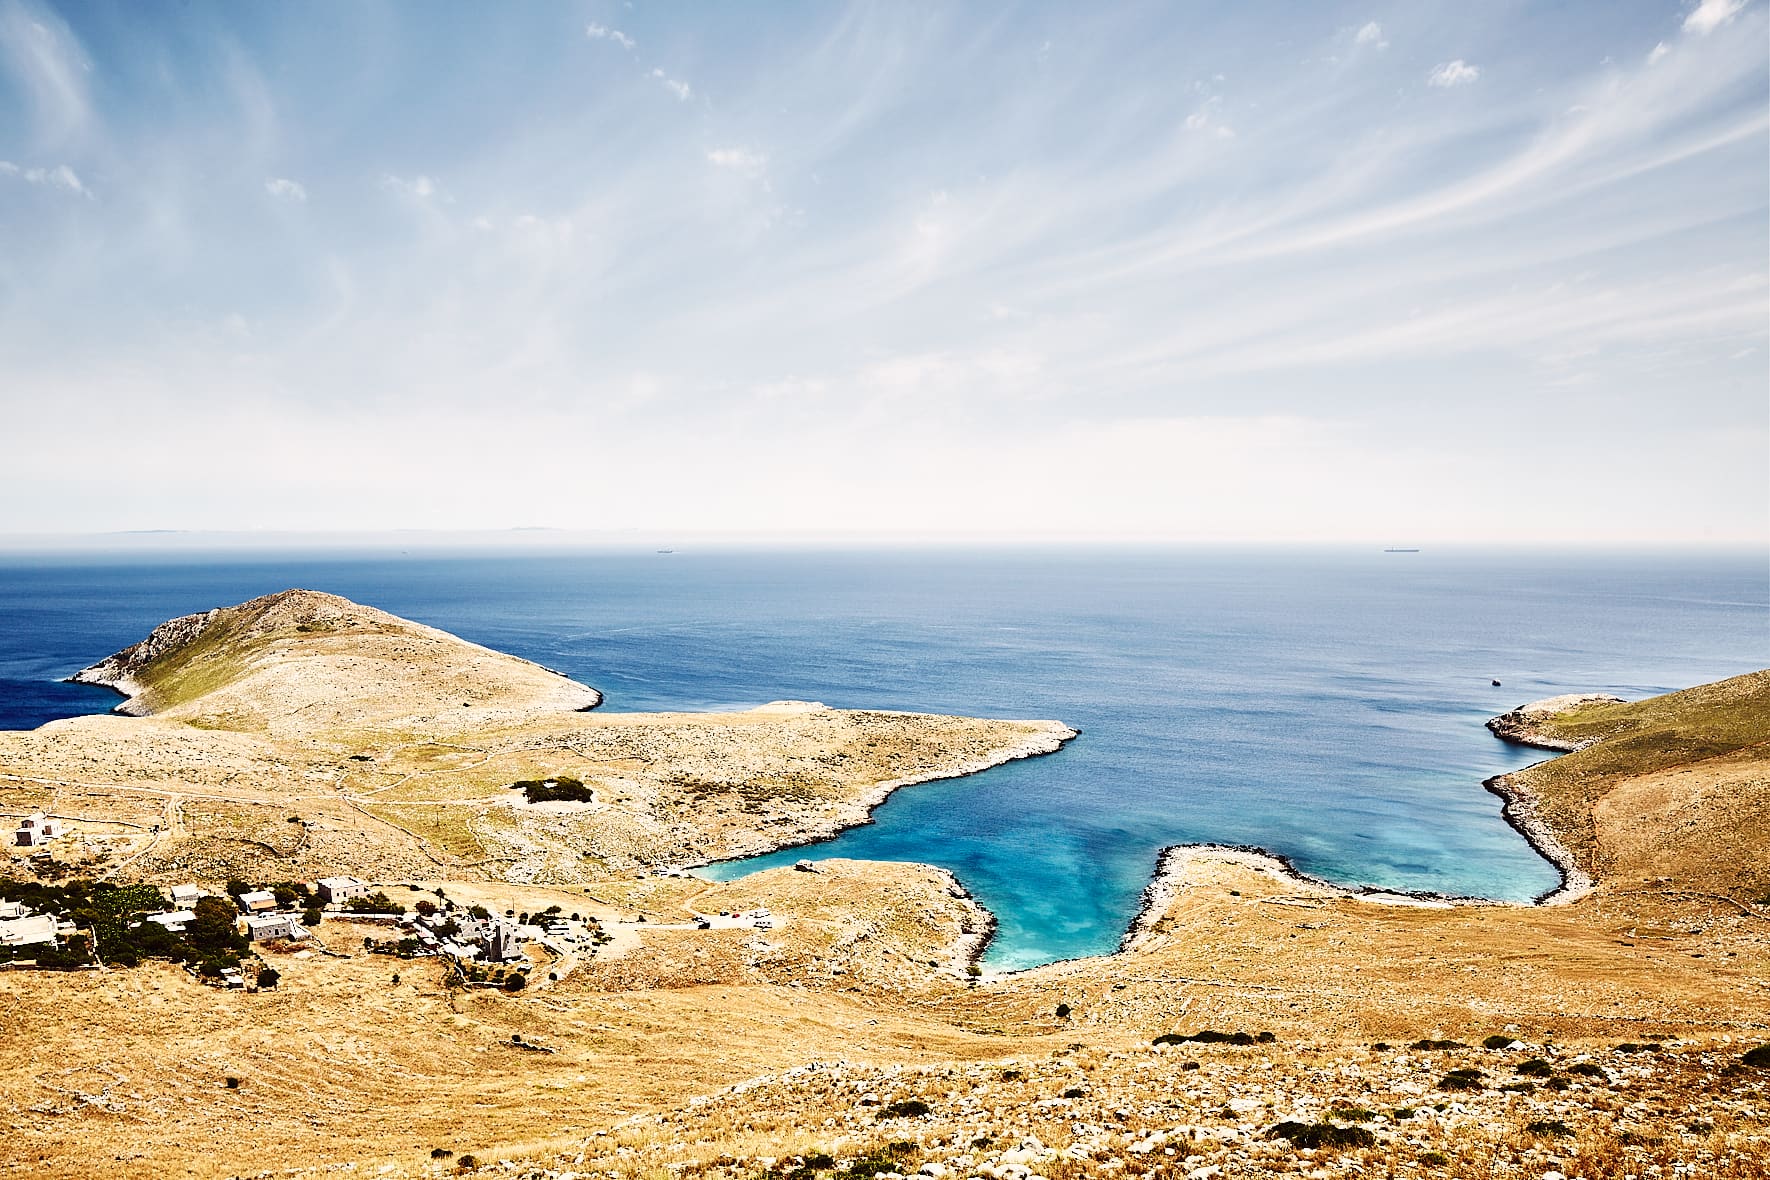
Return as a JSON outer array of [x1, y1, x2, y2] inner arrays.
[[0, 0, 1764, 543]]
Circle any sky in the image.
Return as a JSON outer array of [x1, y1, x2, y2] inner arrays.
[[0, 0, 1765, 545]]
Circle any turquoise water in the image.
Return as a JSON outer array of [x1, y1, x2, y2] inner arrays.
[[0, 547, 1763, 969]]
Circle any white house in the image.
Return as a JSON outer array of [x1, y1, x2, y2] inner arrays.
[[145, 910, 197, 933], [169, 884, 202, 907], [0, 900, 25, 921], [244, 913, 305, 942], [316, 875, 371, 904], [12, 812, 62, 847], [0, 913, 61, 947], [237, 890, 278, 913]]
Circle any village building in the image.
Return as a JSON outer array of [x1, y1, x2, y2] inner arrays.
[[237, 890, 278, 913], [316, 875, 371, 904], [12, 812, 62, 848], [0, 900, 25, 920], [169, 884, 202, 907], [145, 910, 197, 933], [485, 919, 522, 963], [0, 912, 62, 947], [244, 913, 305, 942]]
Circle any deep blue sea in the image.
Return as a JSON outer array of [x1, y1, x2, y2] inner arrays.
[[0, 548, 1763, 969]]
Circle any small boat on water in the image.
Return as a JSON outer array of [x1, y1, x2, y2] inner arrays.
[[656, 548, 675, 554], [1383, 547, 1420, 553]]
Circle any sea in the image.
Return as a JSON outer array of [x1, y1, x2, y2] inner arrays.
[[0, 547, 1763, 970]]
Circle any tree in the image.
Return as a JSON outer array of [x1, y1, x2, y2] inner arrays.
[[415, 899, 438, 917], [189, 896, 247, 959], [302, 906, 323, 927], [256, 966, 281, 989]]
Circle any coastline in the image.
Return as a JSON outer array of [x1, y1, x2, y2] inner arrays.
[[1118, 843, 1490, 953], [1482, 770, 1593, 905]]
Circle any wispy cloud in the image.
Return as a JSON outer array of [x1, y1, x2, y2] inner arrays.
[[0, 1, 92, 144], [381, 173, 439, 200], [1427, 60, 1481, 87], [585, 22, 635, 51], [650, 67, 692, 101], [707, 147, 767, 177], [1354, 21, 1387, 49], [0, 159, 86, 195], [1647, 41, 1671, 64], [264, 177, 307, 202], [1684, 0, 1746, 34]]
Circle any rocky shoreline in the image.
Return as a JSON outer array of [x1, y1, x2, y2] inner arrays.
[[1485, 692, 1623, 750], [1482, 771, 1594, 905]]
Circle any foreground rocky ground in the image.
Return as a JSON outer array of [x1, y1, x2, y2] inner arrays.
[[0, 594, 1763, 1179]]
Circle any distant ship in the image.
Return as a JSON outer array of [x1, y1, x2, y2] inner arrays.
[[656, 548, 675, 554], [1383, 547, 1420, 553]]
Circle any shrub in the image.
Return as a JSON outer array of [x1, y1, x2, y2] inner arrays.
[[345, 891, 406, 916], [224, 1077, 241, 1089], [878, 1099, 930, 1119], [1482, 1034, 1513, 1049], [1327, 1106, 1375, 1122], [431, 1148, 454, 1159], [502, 973, 526, 992], [1266, 1122, 1375, 1148], [1055, 1002, 1071, 1018], [1439, 1068, 1484, 1091], [1743, 1044, 1770, 1068], [1516, 1058, 1554, 1077], [255, 966, 280, 989], [302, 907, 323, 927], [1154, 1029, 1260, 1047], [455, 1156, 478, 1171], [1567, 1061, 1606, 1078], [1062, 1087, 1086, 1098], [1411, 1038, 1465, 1051], [1526, 1119, 1572, 1136]]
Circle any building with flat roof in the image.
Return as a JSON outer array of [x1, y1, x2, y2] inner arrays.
[[316, 876, 371, 904]]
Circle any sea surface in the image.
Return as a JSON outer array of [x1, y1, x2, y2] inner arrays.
[[0, 547, 1763, 970]]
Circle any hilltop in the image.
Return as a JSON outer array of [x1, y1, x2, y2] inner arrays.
[[0, 596, 1764, 1180]]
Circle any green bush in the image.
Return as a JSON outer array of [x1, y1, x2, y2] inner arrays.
[[1154, 1029, 1262, 1047], [1482, 1034, 1513, 1049], [1516, 1058, 1554, 1077], [1411, 1038, 1465, 1051], [877, 1099, 930, 1119], [1742, 1044, 1770, 1068], [1439, 1068, 1484, 1091], [1526, 1119, 1572, 1136], [1266, 1122, 1375, 1148]]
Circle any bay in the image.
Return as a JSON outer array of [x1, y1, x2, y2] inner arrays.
[[0, 546, 1762, 969]]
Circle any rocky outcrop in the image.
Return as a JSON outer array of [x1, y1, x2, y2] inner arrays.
[[1486, 693, 1624, 751], [68, 607, 221, 714]]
